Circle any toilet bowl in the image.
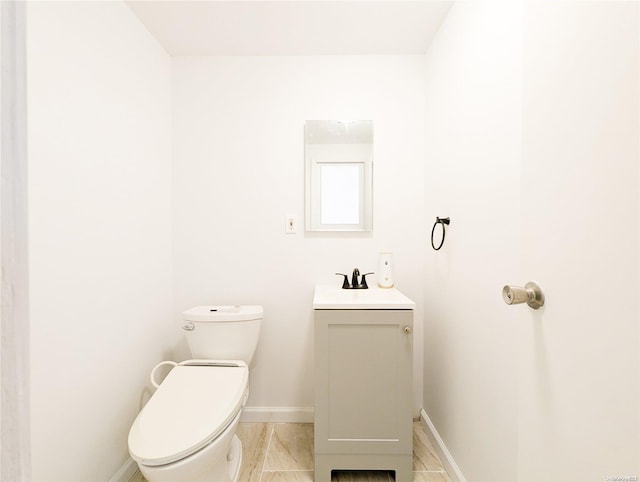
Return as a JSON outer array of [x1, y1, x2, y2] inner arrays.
[[128, 305, 262, 482], [128, 361, 249, 482]]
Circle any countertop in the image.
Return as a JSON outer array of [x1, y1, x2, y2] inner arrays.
[[313, 285, 415, 310]]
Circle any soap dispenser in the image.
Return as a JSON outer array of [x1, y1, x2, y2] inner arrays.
[[378, 252, 394, 288]]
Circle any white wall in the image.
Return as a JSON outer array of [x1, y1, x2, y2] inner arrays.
[[423, 3, 522, 480], [424, 2, 639, 481], [27, 3, 174, 481], [172, 56, 427, 416]]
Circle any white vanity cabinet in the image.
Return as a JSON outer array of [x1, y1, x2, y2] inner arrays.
[[313, 286, 415, 482]]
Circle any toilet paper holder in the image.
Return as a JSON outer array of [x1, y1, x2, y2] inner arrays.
[[502, 282, 545, 310]]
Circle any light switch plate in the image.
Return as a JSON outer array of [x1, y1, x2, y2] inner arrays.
[[285, 215, 297, 234]]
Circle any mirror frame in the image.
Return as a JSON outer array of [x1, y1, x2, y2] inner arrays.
[[304, 120, 373, 232]]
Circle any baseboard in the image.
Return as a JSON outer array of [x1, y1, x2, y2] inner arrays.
[[420, 408, 466, 482], [240, 406, 314, 423], [109, 457, 137, 482]]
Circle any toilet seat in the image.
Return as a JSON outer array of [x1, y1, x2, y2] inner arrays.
[[128, 361, 248, 467]]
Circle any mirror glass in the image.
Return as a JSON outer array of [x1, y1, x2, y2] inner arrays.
[[305, 120, 373, 232]]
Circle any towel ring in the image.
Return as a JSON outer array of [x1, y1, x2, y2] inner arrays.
[[431, 217, 450, 251]]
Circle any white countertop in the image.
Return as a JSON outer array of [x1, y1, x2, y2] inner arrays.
[[313, 285, 415, 310]]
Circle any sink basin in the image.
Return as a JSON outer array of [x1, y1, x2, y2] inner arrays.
[[313, 285, 415, 310]]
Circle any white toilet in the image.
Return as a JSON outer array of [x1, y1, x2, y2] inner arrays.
[[128, 305, 263, 482]]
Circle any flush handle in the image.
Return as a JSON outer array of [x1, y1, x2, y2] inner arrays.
[[182, 322, 195, 331]]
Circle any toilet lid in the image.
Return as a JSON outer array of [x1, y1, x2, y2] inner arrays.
[[128, 364, 248, 466]]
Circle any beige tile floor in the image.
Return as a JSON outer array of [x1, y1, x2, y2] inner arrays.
[[129, 422, 450, 482]]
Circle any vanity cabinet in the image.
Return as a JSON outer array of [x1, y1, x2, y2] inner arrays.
[[313, 286, 415, 482]]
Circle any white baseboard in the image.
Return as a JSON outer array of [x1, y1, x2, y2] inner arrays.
[[109, 457, 138, 482], [420, 409, 466, 482], [240, 406, 314, 423]]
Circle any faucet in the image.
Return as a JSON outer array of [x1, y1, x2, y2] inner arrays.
[[335, 268, 374, 289], [351, 268, 360, 288]]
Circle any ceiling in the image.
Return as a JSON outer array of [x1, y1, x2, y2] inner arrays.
[[125, 1, 453, 56]]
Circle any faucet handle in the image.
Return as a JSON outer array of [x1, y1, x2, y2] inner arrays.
[[335, 273, 350, 289], [360, 272, 374, 289]]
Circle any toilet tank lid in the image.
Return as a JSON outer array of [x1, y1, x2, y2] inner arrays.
[[183, 305, 263, 322]]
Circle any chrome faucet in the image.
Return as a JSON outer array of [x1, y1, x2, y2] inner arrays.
[[335, 268, 374, 289]]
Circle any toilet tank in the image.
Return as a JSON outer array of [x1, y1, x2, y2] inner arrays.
[[182, 306, 263, 365]]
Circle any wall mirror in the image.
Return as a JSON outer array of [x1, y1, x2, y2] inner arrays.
[[305, 120, 373, 232]]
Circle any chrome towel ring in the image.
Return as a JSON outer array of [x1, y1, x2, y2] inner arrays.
[[431, 216, 450, 251]]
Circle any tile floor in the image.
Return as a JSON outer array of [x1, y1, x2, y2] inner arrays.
[[129, 422, 451, 482]]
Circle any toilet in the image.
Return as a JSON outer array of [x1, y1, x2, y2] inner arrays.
[[128, 305, 263, 482]]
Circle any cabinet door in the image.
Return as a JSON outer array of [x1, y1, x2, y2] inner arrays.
[[315, 309, 413, 455]]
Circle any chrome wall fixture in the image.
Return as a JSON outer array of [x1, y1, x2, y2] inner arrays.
[[502, 282, 545, 310]]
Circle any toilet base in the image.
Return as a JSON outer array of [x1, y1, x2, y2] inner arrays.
[[227, 435, 243, 481], [137, 411, 243, 482]]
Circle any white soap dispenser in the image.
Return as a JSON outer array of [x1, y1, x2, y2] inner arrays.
[[378, 252, 394, 288]]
